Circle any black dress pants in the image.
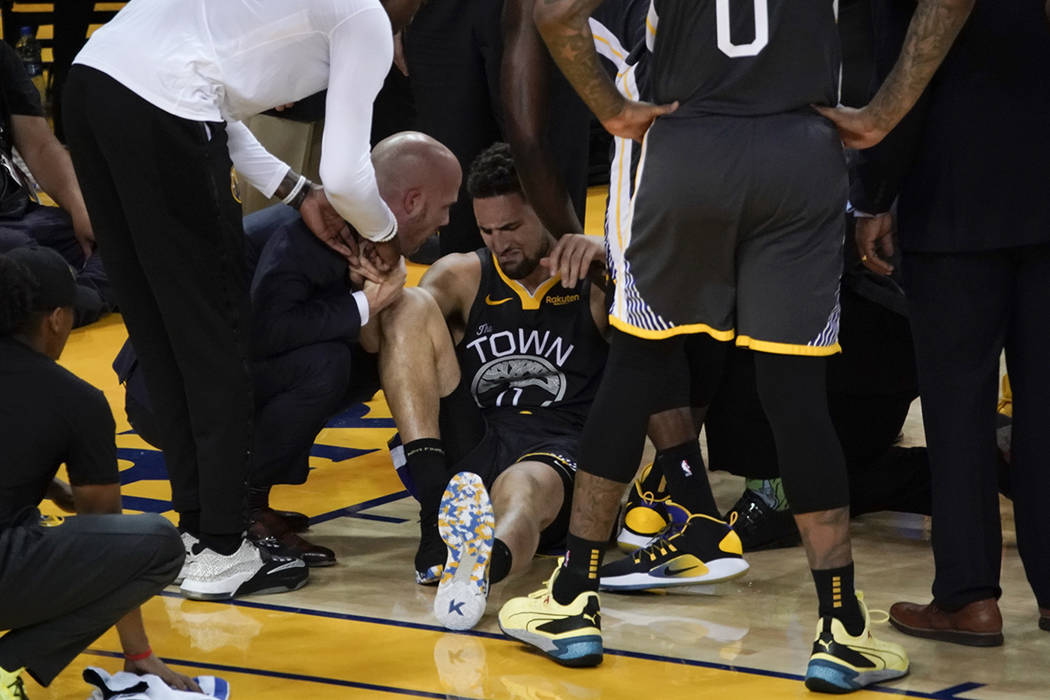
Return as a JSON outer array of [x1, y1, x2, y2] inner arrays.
[[904, 244, 1050, 611], [705, 286, 931, 516], [0, 513, 182, 686], [63, 66, 254, 536], [251, 343, 380, 488]]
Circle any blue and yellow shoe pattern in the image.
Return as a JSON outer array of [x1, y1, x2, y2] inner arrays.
[[601, 512, 749, 591], [434, 472, 495, 630]]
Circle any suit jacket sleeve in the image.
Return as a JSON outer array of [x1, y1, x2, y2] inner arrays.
[[250, 222, 363, 358], [850, 0, 930, 214]]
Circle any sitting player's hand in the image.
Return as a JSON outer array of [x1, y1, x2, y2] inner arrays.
[[542, 234, 606, 289], [855, 213, 896, 276], [602, 99, 679, 142], [361, 256, 407, 320], [124, 653, 201, 692], [813, 104, 890, 150], [300, 186, 358, 260]]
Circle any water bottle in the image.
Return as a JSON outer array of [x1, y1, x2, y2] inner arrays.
[[14, 26, 46, 109]]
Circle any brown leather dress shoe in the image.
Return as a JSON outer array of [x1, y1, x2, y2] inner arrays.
[[250, 510, 336, 568], [890, 599, 1003, 646]]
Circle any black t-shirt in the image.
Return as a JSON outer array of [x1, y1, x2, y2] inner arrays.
[[0, 337, 119, 529], [0, 40, 43, 217], [649, 0, 840, 115]]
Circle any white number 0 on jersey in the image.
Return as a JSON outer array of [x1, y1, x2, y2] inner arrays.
[[716, 0, 769, 58]]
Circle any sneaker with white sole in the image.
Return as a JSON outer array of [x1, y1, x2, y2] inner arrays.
[[174, 530, 200, 586], [600, 512, 749, 591], [179, 538, 308, 600], [434, 472, 495, 631]]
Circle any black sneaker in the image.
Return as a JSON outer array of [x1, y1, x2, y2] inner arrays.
[[600, 512, 749, 591], [415, 512, 447, 585], [725, 489, 800, 552]]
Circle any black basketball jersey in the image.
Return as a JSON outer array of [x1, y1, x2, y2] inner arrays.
[[649, 0, 840, 115], [455, 250, 608, 428]]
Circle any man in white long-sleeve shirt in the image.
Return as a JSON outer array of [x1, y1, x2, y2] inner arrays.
[[62, 0, 423, 600]]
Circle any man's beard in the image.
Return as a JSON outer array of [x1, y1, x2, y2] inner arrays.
[[502, 238, 551, 280]]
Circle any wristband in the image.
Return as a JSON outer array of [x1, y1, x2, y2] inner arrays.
[[281, 174, 307, 207], [124, 647, 152, 662], [290, 181, 313, 210]]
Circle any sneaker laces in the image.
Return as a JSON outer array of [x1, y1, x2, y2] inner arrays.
[[867, 609, 890, 624]]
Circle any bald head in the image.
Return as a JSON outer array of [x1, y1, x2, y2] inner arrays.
[[373, 132, 461, 255]]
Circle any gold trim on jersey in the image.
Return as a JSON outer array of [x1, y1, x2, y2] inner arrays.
[[735, 335, 842, 357], [491, 253, 562, 311], [609, 315, 736, 342]]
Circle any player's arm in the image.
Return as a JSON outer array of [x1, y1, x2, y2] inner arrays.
[[502, 0, 583, 237], [533, 0, 676, 141], [816, 0, 975, 149], [10, 114, 95, 259], [419, 253, 482, 336]]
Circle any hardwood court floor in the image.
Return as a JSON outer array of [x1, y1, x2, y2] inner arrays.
[[28, 206, 1047, 699]]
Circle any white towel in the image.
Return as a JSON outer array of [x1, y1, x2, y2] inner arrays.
[[83, 667, 230, 700]]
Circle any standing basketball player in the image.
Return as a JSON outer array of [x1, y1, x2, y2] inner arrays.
[[62, 0, 424, 602], [498, 0, 973, 692]]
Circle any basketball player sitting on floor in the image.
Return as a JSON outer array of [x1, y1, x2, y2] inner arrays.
[[363, 143, 608, 631]]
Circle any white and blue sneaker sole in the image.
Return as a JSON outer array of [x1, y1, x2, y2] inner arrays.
[[434, 472, 495, 631]]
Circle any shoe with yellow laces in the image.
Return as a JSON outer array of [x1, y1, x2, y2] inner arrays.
[[600, 510, 749, 591], [0, 667, 28, 700], [617, 463, 672, 551], [498, 564, 603, 667], [805, 592, 910, 693]]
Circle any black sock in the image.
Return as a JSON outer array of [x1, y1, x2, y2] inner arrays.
[[178, 510, 200, 536], [247, 485, 270, 513], [552, 534, 604, 605], [490, 538, 513, 584], [404, 438, 449, 521], [656, 441, 719, 517], [812, 563, 865, 636], [198, 532, 241, 556]]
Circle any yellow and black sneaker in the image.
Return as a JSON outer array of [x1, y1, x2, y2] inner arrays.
[[805, 593, 910, 694], [601, 511, 749, 591], [498, 565, 603, 667], [617, 463, 671, 552], [0, 667, 28, 700]]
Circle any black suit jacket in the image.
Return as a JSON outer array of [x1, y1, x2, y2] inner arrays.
[[852, 0, 1050, 253], [250, 219, 364, 360]]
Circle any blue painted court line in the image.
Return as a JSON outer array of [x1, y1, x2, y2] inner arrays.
[[347, 512, 408, 524], [309, 490, 409, 526], [82, 650, 480, 700], [156, 593, 963, 699], [930, 682, 986, 698]]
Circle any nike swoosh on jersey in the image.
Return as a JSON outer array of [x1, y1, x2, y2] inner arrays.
[[485, 295, 514, 306]]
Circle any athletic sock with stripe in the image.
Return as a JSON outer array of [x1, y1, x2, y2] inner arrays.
[[553, 534, 604, 605], [812, 562, 865, 636]]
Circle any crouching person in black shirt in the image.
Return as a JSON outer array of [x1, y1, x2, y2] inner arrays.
[[0, 248, 196, 697]]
